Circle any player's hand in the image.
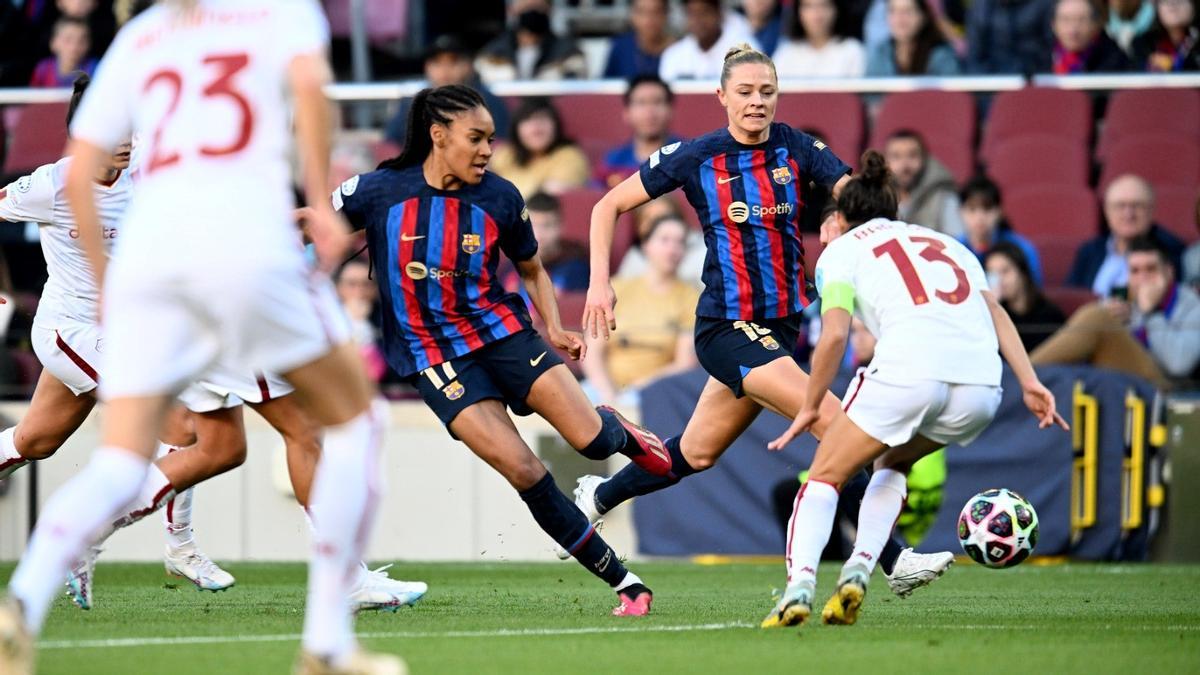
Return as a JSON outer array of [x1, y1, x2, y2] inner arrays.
[[819, 210, 845, 245], [1021, 380, 1069, 431], [583, 281, 617, 341], [768, 407, 821, 451], [304, 206, 352, 272], [549, 328, 587, 361]]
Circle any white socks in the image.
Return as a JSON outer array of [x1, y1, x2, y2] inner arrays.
[[847, 469, 907, 576], [106, 463, 177, 539], [301, 404, 385, 662], [0, 427, 28, 480], [157, 444, 195, 549], [785, 480, 840, 588], [8, 447, 148, 633]]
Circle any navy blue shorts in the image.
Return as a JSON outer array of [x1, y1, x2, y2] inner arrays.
[[408, 329, 565, 434], [694, 315, 802, 397]]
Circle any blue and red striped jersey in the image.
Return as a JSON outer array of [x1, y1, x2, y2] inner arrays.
[[639, 122, 850, 320], [333, 166, 536, 377]]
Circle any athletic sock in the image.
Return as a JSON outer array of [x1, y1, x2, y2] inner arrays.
[[107, 463, 177, 539], [785, 479, 840, 588], [302, 404, 385, 663], [593, 436, 695, 514], [8, 447, 148, 633], [838, 469, 905, 575], [156, 444, 195, 549], [0, 427, 29, 480], [519, 472, 630, 587], [846, 469, 907, 576], [577, 408, 628, 460]]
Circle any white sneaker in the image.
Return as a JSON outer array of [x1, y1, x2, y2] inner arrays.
[[0, 597, 33, 675], [294, 649, 407, 675], [164, 543, 236, 592], [554, 475, 606, 560], [349, 564, 427, 613], [65, 545, 103, 610], [885, 548, 954, 598]]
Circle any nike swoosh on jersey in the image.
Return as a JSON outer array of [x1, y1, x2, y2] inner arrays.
[[717, 175, 740, 184], [400, 234, 426, 241], [529, 351, 547, 367]]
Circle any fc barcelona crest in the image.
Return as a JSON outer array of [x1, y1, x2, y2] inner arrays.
[[461, 233, 482, 254], [759, 335, 781, 351], [443, 381, 465, 400], [771, 166, 793, 185]]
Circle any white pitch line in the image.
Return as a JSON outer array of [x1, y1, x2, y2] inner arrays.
[[38, 621, 756, 650]]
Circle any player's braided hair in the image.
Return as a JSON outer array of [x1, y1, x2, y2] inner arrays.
[[379, 85, 487, 170], [836, 149, 899, 226], [66, 72, 91, 127]]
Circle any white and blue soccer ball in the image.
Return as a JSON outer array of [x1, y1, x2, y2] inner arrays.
[[957, 488, 1039, 569]]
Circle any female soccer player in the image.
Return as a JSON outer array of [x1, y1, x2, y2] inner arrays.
[[761, 151, 1067, 628], [579, 44, 954, 595], [334, 84, 667, 617], [0, 3, 401, 674]]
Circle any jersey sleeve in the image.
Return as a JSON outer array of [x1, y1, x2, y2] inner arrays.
[[69, 33, 134, 151], [787, 127, 851, 187], [814, 241, 857, 315], [0, 165, 57, 224], [331, 173, 371, 230], [638, 140, 696, 199], [498, 187, 538, 263], [277, 0, 330, 60]]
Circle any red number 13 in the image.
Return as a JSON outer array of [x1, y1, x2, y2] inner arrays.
[[873, 235, 970, 305], [143, 52, 255, 174]]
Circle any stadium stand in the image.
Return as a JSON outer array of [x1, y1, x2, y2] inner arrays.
[[775, 92, 865, 168], [1098, 133, 1200, 195], [868, 90, 977, 183], [2, 102, 69, 177], [1096, 88, 1200, 160], [980, 87, 1092, 164], [984, 134, 1090, 195]]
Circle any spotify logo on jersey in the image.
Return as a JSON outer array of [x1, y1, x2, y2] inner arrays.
[[727, 201, 750, 223], [405, 262, 429, 280]]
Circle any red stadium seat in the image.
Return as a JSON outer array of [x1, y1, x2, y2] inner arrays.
[[1153, 184, 1199, 244], [555, 94, 629, 167], [1098, 133, 1200, 195], [985, 135, 1090, 195], [980, 88, 1092, 164], [776, 93, 864, 168], [1029, 237, 1081, 287], [371, 140, 400, 166], [2, 103, 69, 176], [869, 90, 977, 183], [557, 187, 606, 245], [670, 94, 731, 139], [1005, 184, 1099, 240], [1097, 88, 1200, 160], [531, 291, 588, 377], [1043, 286, 1096, 316]]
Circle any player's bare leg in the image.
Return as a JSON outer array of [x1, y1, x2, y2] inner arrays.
[[741, 358, 844, 440], [0, 370, 96, 480]]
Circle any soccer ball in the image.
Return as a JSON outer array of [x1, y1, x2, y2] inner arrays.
[[957, 488, 1039, 568]]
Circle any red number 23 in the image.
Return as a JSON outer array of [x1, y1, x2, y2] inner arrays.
[[872, 235, 970, 305], [143, 53, 254, 174]]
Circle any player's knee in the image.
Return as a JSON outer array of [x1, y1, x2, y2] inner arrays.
[[682, 449, 717, 472], [503, 455, 547, 492], [16, 432, 62, 460]]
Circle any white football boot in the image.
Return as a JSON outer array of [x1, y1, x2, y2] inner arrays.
[[65, 545, 103, 610], [164, 543, 236, 592], [349, 564, 427, 613], [885, 548, 954, 598], [293, 649, 407, 675], [554, 475, 607, 560]]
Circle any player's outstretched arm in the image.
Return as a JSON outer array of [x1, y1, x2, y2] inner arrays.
[[982, 290, 1069, 431], [517, 255, 585, 361], [585, 173, 652, 340], [64, 139, 109, 294], [768, 307, 851, 450]]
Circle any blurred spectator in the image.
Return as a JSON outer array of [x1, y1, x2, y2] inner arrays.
[[957, 176, 1044, 285], [984, 243, 1065, 351], [659, 0, 760, 80], [618, 196, 707, 285], [582, 215, 700, 405], [1132, 0, 1200, 70], [30, 17, 94, 87], [1180, 195, 1199, 286], [773, 0, 868, 77], [965, 0, 1057, 74], [525, 192, 590, 292], [597, 76, 681, 189], [1108, 0, 1157, 53], [384, 36, 510, 146], [1067, 174, 1185, 296], [604, 0, 674, 79], [0, 3, 36, 86], [36, 0, 113, 60], [884, 130, 964, 236], [336, 258, 386, 382], [865, 0, 961, 76], [1033, 237, 1200, 386], [742, 0, 785, 54], [491, 98, 590, 198], [475, 0, 586, 83], [1047, 0, 1134, 72]]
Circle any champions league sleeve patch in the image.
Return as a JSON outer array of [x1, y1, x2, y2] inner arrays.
[[340, 175, 359, 196]]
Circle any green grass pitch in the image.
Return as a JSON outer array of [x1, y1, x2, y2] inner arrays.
[[3, 560, 1198, 674]]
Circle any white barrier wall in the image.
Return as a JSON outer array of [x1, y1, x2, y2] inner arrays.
[[0, 401, 637, 563]]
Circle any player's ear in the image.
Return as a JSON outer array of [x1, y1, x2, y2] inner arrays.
[[430, 122, 448, 149]]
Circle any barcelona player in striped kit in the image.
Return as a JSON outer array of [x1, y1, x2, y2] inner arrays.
[[334, 85, 668, 616], [579, 44, 955, 595]]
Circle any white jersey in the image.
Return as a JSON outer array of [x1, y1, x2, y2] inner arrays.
[[815, 218, 1001, 386], [68, 0, 328, 273], [0, 158, 131, 325]]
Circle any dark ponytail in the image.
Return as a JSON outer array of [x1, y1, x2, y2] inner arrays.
[[836, 150, 898, 227], [379, 84, 487, 170], [66, 72, 91, 127]]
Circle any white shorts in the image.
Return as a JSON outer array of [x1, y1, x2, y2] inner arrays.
[[842, 368, 1003, 448], [178, 367, 294, 414], [31, 320, 102, 396], [100, 260, 349, 400]]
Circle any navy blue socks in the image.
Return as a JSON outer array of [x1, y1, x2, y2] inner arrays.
[[594, 436, 695, 514], [519, 473, 628, 587]]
